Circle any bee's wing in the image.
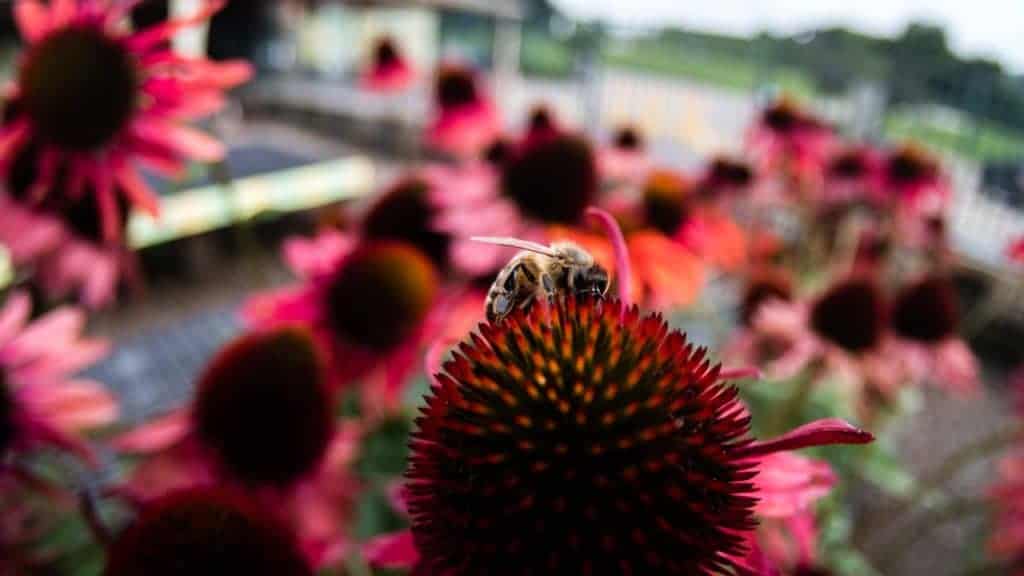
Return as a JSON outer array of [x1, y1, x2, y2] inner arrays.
[[471, 236, 557, 257]]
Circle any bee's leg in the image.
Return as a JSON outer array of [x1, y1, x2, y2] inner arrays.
[[540, 273, 555, 298]]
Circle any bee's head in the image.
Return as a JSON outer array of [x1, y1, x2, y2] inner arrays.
[[572, 265, 610, 298]]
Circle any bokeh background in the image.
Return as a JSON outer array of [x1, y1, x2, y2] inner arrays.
[[2, 1, 1024, 575]]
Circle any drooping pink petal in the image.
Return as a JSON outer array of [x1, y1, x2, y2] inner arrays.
[[13, 0, 51, 42], [20, 379, 119, 431], [0, 290, 32, 347], [116, 162, 161, 217], [753, 452, 836, 518], [720, 366, 764, 381], [110, 410, 192, 454], [126, 0, 226, 51], [49, 0, 77, 27], [94, 163, 121, 243], [364, 530, 420, 569], [737, 418, 873, 458], [282, 232, 354, 278], [587, 206, 632, 309], [6, 306, 86, 363], [19, 338, 108, 380], [144, 120, 226, 162]]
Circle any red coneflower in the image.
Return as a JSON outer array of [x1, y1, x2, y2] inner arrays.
[[823, 145, 882, 205], [105, 488, 313, 576], [599, 124, 650, 185], [3, 0, 251, 237], [747, 99, 835, 189], [739, 268, 794, 327], [503, 133, 597, 225], [888, 274, 978, 393], [0, 290, 115, 470], [698, 155, 756, 201], [406, 296, 872, 575], [523, 104, 560, 143], [244, 236, 443, 406], [0, 0, 250, 305], [360, 175, 453, 274], [360, 36, 415, 93], [426, 64, 500, 158], [113, 328, 361, 567], [880, 145, 950, 214]]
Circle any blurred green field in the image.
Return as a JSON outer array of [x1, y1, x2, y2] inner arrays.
[[601, 38, 816, 98], [884, 112, 1024, 162]]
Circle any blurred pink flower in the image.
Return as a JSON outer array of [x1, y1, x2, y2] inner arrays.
[[2, 0, 251, 240], [426, 64, 501, 158], [598, 124, 650, 186], [360, 36, 415, 93], [989, 452, 1024, 572], [746, 99, 836, 192], [879, 145, 951, 215], [1, 0, 250, 306], [243, 234, 447, 409], [887, 274, 978, 394], [0, 291, 115, 468], [822, 145, 884, 206], [112, 328, 362, 568]]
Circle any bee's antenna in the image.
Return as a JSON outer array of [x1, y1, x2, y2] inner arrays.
[[470, 236, 557, 257]]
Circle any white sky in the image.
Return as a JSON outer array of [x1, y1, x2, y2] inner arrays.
[[551, 0, 1024, 74]]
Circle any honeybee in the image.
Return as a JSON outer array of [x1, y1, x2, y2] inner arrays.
[[473, 237, 610, 322]]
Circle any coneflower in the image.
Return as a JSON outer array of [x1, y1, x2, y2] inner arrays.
[[406, 295, 872, 575], [502, 133, 597, 224], [361, 177, 452, 274], [105, 488, 312, 576]]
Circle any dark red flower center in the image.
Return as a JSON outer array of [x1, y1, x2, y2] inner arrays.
[[828, 150, 870, 181], [483, 137, 511, 167], [0, 370, 15, 460], [436, 68, 478, 109], [363, 178, 451, 272], [890, 275, 959, 343], [502, 135, 597, 224], [810, 279, 886, 353], [613, 126, 643, 151], [762, 102, 803, 134], [702, 157, 754, 196], [325, 243, 438, 351], [527, 106, 556, 135], [194, 329, 334, 487], [20, 26, 138, 151], [886, 148, 936, 187], [740, 270, 793, 326], [643, 170, 690, 235], [105, 488, 312, 576], [407, 297, 757, 575], [374, 38, 400, 68]]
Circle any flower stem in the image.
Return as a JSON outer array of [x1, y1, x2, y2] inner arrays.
[[79, 490, 112, 549]]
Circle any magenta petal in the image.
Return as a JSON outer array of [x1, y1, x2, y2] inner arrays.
[[586, 206, 632, 310], [720, 366, 764, 381], [363, 530, 420, 569], [737, 418, 874, 458]]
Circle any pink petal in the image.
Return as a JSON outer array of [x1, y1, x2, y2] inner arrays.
[[110, 410, 191, 453], [127, 0, 226, 51], [737, 418, 874, 458], [94, 164, 121, 243], [6, 307, 86, 363], [363, 530, 419, 569], [21, 379, 119, 431], [49, 0, 76, 26], [282, 232, 353, 278], [19, 339, 108, 380], [155, 122, 226, 162], [720, 366, 763, 381], [0, 290, 32, 347], [13, 0, 50, 42], [116, 162, 161, 217]]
